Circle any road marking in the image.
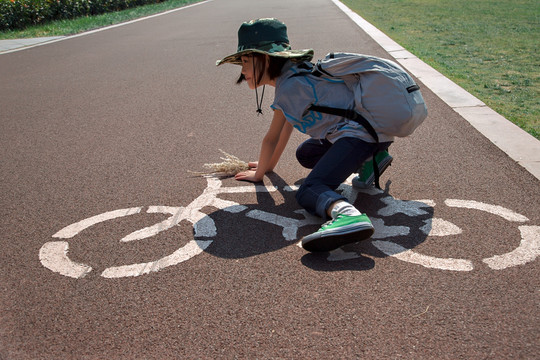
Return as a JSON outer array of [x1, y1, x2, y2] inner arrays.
[[483, 225, 540, 270], [421, 218, 463, 237], [40, 177, 279, 278], [42, 207, 146, 278], [371, 199, 537, 271], [445, 199, 529, 222], [371, 217, 410, 239], [41, 176, 538, 278], [372, 240, 474, 271], [329, 182, 537, 271], [41, 204, 216, 278], [121, 206, 184, 242], [378, 197, 435, 217], [101, 240, 212, 278], [246, 209, 320, 241], [52, 207, 142, 239], [39, 241, 93, 278]]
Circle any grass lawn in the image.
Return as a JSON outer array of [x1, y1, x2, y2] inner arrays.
[[342, 0, 539, 139]]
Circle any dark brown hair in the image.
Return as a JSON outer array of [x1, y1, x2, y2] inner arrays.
[[236, 54, 289, 85]]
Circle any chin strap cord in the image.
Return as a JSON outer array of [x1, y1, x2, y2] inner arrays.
[[253, 56, 265, 115], [255, 85, 265, 115]]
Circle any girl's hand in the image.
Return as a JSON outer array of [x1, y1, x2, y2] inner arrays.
[[234, 170, 262, 182]]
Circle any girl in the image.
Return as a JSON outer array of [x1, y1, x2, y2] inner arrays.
[[217, 18, 392, 252]]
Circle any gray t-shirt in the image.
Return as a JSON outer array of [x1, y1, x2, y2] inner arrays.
[[271, 61, 380, 143]]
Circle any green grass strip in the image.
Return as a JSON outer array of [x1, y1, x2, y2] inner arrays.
[[0, 0, 202, 39], [342, 0, 539, 139]]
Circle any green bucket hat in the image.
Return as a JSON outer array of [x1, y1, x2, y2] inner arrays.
[[216, 18, 314, 66]]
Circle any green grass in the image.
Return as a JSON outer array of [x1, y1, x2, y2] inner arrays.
[[0, 0, 202, 39], [343, 0, 539, 139]]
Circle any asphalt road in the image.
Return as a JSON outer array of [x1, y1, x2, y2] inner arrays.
[[1, 0, 539, 358]]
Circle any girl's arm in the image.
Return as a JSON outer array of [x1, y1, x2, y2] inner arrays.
[[267, 119, 293, 171], [248, 119, 293, 171], [235, 110, 290, 182]]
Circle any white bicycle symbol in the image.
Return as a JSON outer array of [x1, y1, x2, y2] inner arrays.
[[40, 176, 540, 278]]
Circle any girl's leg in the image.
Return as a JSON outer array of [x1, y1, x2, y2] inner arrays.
[[297, 137, 391, 252], [296, 137, 387, 218], [295, 138, 332, 169]]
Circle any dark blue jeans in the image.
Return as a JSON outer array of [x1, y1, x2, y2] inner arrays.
[[295, 137, 392, 218]]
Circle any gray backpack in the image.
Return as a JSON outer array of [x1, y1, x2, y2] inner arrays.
[[299, 52, 428, 139], [295, 52, 428, 188]]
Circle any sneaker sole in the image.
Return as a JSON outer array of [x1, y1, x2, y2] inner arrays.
[[301, 222, 375, 252], [352, 156, 393, 189]]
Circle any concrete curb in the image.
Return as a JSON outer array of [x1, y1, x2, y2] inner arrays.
[[332, 0, 540, 181]]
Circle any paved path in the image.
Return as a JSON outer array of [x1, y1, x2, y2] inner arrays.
[[1, 0, 539, 358], [2, 0, 538, 181]]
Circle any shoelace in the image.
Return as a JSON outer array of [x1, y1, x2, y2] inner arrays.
[[320, 214, 342, 230]]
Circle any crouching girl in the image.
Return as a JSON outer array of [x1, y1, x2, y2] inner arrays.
[[217, 18, 392, 252]]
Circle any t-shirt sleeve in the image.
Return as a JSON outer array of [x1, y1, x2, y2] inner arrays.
[[271, 77, 315, 124]]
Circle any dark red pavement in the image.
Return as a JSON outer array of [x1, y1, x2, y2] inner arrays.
[[1, 0, 538, 358]]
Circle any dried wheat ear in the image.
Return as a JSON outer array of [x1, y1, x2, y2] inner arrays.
[[189, 149, 250, 178]]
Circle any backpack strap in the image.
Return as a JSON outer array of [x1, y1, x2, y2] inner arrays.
[[307, 105, 379, 143], [308, 104, 383, 189]]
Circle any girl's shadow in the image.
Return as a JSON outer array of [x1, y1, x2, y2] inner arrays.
[[198, 175, 432, 272]]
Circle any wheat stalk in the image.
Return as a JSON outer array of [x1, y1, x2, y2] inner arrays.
[[189, 149, 250, 178]]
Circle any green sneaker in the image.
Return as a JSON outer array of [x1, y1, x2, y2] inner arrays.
[[352, 151, 393, 189], [301, 214, 375, 252]]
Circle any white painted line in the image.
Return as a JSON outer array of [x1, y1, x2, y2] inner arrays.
[[372, 240, 474, 271], [483, 225, 540, 270], [42, 203, 217, 278], [193, 214, 216, 238], [420, 218, 462, 237], [332, 0, 540, 181], [245, 209, 320, 241], [41, 175, 537, 277], [121, 206, 184, 242], [366, 197, 536, 271], [101, 239, 212, 278], [378, 197, 435, 217], [370, 217, 410, 239], [39, 241, 93, 278], [445, 199, 529, 222], [42, 177, 229, 278], [0, 0, 214, 54], [53, 207, 143, 238]]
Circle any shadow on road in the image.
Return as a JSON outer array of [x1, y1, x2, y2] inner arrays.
[[198, 175, 432, 272]]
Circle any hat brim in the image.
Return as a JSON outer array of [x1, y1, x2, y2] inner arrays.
[[216, 48, 314, 66]]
